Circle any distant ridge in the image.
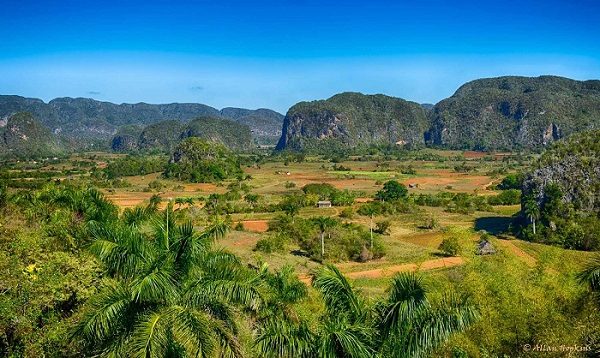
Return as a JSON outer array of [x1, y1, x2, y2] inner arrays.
[[277, 76, 600, 152], [0, 95, 284, 149], [426, 75, 600, 150], [3, 75, 600, 157]]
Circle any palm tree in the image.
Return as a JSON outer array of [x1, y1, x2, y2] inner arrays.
[[184, 196, 195, 207], [523, 195, 540, 235], [121, 206, 152, 227], [311, 265, 375, 358], [375, 273, 479, 358], [361, 206, 377, 249], [47, 185, 118, 223], [255, 266, 313, 357], [256, 264, 478, 358], [74, 208, 265, 357], [254, 265, 313, 358], [311, 216, 338, 260], [147, 194, 162, 214]]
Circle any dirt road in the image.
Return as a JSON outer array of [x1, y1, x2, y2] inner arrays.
[[298, 256, 464, 283]]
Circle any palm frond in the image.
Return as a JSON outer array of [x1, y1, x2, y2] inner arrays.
[[131, 311, 170, 358], [130, 265, 178, 303], [200, 249, 242, 270], [316, 316, 375, 358], [387, 272, 427, 304], [123, 206, 155, 227], [88, 221, 149, 278], [264, 265, 308, 305], [189, 278, 265, 312], [73, 281, 132, 345], [211, 318, 244, 358], [168, 306, 217, 358], [378, 273, 429, 340], [199, 218, 230, 243], [311, 264, 365, 321], [255, 317, 314, 358], [578, 254, 600, 291], [383, 292, 478, 358]]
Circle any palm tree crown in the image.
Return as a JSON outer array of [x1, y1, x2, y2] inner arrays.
[[75, 205, 264, 357]]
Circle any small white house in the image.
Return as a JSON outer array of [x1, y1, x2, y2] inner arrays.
[[317, 200, 332, 208]]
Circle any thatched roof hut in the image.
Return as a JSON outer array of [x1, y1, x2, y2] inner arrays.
[[476, 240, 496, 255]]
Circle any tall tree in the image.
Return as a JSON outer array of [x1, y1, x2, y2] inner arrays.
[[360, 206, 377, 249], [311, 216, 339, 259], [281, 197, 301, 224], [523, 195, 540, 235], [375, 180, 408, 202]]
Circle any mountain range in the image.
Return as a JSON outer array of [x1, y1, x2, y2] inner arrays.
[[0, 95, 284, 150], [1, 75, 600, 157], [278, 76, 600, 152]]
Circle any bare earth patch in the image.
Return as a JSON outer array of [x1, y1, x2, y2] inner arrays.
[[239, 220, 269, 233]]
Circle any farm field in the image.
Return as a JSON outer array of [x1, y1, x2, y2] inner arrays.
[[3, 150, 538, 284], [2, 148, 597, 357], [17, 150, 547, 287]]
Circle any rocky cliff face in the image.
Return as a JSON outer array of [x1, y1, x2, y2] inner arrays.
[[522, 130, 600, 213], [276, 92, 429, 151], [427, 76, 600, 150]]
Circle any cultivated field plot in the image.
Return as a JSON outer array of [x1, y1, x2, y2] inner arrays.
[[123, 151, 527, 287]]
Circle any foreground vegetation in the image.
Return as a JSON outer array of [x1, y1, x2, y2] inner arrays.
[[1, 144, 599, 357]]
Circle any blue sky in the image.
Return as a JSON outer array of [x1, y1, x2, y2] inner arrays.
[[1, 0, 599, 113]]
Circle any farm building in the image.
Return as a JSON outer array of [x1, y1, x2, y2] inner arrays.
[[317, 200, 332, 208]]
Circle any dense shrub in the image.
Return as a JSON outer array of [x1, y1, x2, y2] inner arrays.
[[339, 207, 354, 219], [267, 215, 384, 262], [487, 189, 521, 205], [374, 220, 392, 235], [254, 234, 287, 253], [412, 192, 493, 213], [302, 183, 337, 199], [375, 180, 408, 201], [438, 236, 461, 256]]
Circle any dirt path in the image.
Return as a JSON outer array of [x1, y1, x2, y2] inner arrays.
[[495, 239, 537, 267], [483, 179, 497, 190], [298, 256, 464, 284]]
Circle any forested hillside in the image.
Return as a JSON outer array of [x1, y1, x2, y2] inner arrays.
[[427, 76, 600, 150], [0, 96, 283, 148], [276, 92, 429, 152]]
